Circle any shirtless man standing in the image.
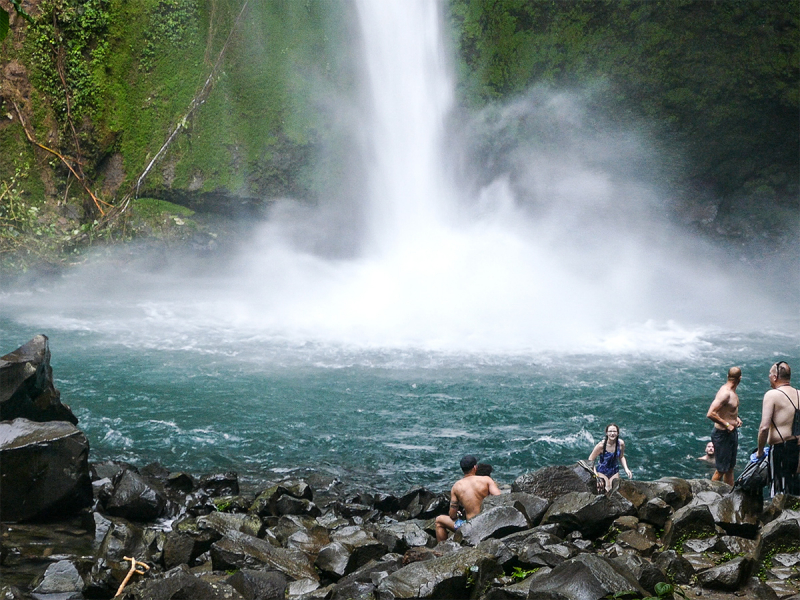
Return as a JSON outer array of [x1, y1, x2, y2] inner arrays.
[[435, 455, 501, 542], [706, 367, 742, 486], [757, 361, 800, 495]]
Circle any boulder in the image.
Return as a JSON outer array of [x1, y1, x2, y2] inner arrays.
[[511, 466, 594, 501], [376, 546, 502, 599], [210, 529, 318, 581], [615, 529, 658, 556], [637, 497, 673, 528], [541, 491, 634, 538], [105, 469, 168, 521], [483, 492, 549, 526], [197, 511, 264, 538], [654, 550, 694, 585], [611, 553, 668, 595], [199, 471, 240, 497], [117, 564, 245, 600], [225, 568, 288, 600], [526, 553, 647, 600], [661, 503, 717, 548], [708, 490, 762, 538], [374, 521, 432, 554], [455, 506, 530, 546], [0, 335, 77, 424], [753, 516, 800, 563], [0, 418, 92, 521], [250, 480, 312, 517], [31, 559, 84, 596], [695, 556, 754, 591]]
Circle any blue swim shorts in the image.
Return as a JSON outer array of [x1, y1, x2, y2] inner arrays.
[[454, 518, 467, 530]]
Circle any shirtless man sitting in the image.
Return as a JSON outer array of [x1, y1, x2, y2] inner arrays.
[[706, 366, 742, 486], [435, 455, 501, 542], [757, 361, 800, 496]]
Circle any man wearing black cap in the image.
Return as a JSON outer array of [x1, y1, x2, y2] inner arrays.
[[435, 454, 501, 542]]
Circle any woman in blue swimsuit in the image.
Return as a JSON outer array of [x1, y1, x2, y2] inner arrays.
[[588, 423, 633, 494]]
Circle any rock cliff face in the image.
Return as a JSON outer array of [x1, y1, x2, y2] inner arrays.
[[0, 334, 77, 424], [0, 335, 92, 522]]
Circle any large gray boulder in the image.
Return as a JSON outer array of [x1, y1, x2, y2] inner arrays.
[[483, 492, 550, 526], [541, 491, 635, 538], [526, 553, 648, 600], [0, 335, 77, 424], [708, 490, 761, 538], [118, 564, 245, 600], [0, 418, 92, 521], [376, 546, 502, 599], [695, 556, 755, 591], [455, 506, 530, 546], [210, 529, 319, 581], [511, 465, 594, 501], [661, 503, 717, 549], [105, 469, 169, 522]]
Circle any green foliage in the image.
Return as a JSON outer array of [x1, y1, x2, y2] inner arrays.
[[1, 1, 34, 42], [447, 0, 799, 210], [604, 581, 688, 600], [26, 0, 112, 124], [140, 0, 199, 72], [510, 566, 539, 581]]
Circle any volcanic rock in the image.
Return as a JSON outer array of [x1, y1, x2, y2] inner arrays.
[[0, 417, 92, 521], [0, 334, 77, 424]]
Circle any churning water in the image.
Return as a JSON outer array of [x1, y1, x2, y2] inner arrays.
[[1, 0, 798, 491]]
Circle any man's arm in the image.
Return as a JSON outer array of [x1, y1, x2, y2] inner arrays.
[[707, 389, 735, 431], [757, 393, 774, 458], [488, 478, 502, 496], [448, 486, 459, 520]]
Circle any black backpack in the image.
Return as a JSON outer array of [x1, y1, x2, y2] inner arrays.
[[733, 451, 770, 495]]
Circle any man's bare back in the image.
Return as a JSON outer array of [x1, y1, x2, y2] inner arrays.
[[452, 475, 500, 519]]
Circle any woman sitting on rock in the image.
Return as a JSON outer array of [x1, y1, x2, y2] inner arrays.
[[588, 423, 632, 494]]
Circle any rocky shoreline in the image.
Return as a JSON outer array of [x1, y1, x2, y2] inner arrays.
[[2, 337, 799, 600]]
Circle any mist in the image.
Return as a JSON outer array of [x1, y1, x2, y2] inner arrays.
[[2, 0, 797, 359]]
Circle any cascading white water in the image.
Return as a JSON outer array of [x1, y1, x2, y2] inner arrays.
[[355, 0, 454, 253]]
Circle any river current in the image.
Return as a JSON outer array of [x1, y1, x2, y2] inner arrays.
[[1, 312, 797, 493]]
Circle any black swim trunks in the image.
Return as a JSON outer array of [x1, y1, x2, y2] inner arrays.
[[711, 427, 738, 473], [769, 440, 800, 496]]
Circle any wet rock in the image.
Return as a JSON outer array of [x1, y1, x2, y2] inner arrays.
[[250, 481, 313, 517], [275, 495, 321, 517], [695, 556, 754, 591], [483, 493, 549, 527], [0, 335, 77, 424], [118, 564, 244, 600], [330, 555, 404, 600], [199, 472, 240, 497], [661, 503, 717, 548], [541, 491, 634, 538], [683, 536, 718, 553], [526, 553, 647, 600], [753, 516, 800, 563], [91, 460, 138, 482], [212, 495, 252, 513], [374, 493, 401, 513], [456, 506, 530, 546], [225, 568, 288, 600], [210, 529, 318, 581], [31, 559, 84, 595], [511, 465, 594, 501], [0, 418, 92, 522], [479, 578, 533, 600], [713, 534, 757, 557], [197, 511, 264, 538], [611, 553, 668, 594], [654, 550, 694, 585], [638, 497, 673, 529], [616, 529, 658, 556], [373, 520, 432, 554], [377, 546, 502, 599], [105, 470, 168, 522], [286, 526, 331, 557], [709, 490, 762, 538], [165, 471, 195, 494]]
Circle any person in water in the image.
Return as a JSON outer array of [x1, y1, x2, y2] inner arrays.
[[757, 361, 800, 496], [475, 463, 493, 476], [706, 366, 742, 486], [697, 441, 716, 465], [435, 455, 501, 542], [588, 423, 632, 494]]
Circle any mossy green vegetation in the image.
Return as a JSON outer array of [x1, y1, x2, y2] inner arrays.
[[447, 0, 799, 217]]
